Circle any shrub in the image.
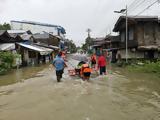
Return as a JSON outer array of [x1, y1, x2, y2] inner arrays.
[[0, 52, 14, 75]]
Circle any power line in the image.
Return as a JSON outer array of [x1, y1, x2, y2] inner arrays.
[[128, 0, 146, 13], [128, 0, 140, 9], [134, 0, 159, 17], [128, 0, 146, 11]]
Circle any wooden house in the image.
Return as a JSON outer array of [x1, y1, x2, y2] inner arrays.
[[113, 16, 160, 59]]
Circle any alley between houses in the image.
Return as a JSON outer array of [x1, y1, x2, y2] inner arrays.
[[0, 54, 160, 120]]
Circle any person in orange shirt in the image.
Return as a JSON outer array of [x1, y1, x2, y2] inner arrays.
[[80, 63, 92, 81]]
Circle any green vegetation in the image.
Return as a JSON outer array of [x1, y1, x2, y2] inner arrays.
[[81, 36, 94, 52], [116, 60, 160, 76], [127, 61, 160, 74], [0, 52, 14, 75], [65, 39, 77, 53], [0, 23, 11, 30]]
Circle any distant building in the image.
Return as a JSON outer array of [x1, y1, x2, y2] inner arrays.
[[10, 20, 66, 39], [33, 32, 60, 47]]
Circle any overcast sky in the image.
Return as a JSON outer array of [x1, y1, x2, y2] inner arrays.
[[0, 0, 159, 46]]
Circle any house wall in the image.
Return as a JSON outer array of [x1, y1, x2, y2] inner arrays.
[[136, 21, 159, 46], [23, 49, 29, 65], [136, 22, 144, 46], [120, 28, 138, 48], [144, 22, 155, 45], [119, 49, 144, 59], [155, 23, 160, 45]]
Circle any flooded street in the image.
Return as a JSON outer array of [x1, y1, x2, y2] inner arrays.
[[0, 55, 160, 120]]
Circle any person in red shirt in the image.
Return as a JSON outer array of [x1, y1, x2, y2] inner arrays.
[[98, 53, 107, 75]]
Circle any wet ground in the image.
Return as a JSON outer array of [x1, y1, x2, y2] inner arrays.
[[0, 55, 160, 120]]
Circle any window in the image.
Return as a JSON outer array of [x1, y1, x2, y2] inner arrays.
[[121, 31, 125, 42], [129, 28, 134, 40]]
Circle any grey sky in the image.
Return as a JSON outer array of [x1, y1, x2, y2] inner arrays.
[[0, 0, 159, 46]]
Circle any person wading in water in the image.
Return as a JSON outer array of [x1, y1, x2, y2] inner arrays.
[[52, 52, 67, 82]]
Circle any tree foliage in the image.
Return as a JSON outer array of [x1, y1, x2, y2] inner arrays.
[[81, 37, 93, 51], [0, 52, 14, 75], [0, 23, 11, 30], [65, 39, 77, 53]]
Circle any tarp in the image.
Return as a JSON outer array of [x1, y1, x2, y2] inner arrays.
[[0, 43, 15, 51], [17, 43, 53, 55]]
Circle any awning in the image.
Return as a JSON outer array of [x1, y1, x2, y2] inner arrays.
[[17, 43, 53, 55], [49, 45, 59, 50], [0, 43, 15, 51]]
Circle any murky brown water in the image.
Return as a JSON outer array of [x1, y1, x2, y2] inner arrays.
[[0, 56, 160, 120], [0, 64, 49, 86]]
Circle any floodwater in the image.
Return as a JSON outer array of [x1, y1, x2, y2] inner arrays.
[[0, 64, 49, 86], [0, 55, 160, 120]]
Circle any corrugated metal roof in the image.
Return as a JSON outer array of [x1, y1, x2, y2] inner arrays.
[[0, 30, 6, 36], [33, 33, 49, 39], [7, 30, 27, 34], [113, 16, 159, 32], [17, 43, 53, 55], [21, 34, 33, 40], [0, 43, 15, 51]]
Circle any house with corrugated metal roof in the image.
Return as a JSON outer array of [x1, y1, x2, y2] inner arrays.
[[0, 30, 54, 66]]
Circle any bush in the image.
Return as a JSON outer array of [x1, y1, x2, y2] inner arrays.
[[127, 60, 160, 75], [0, 52, 14, 75]]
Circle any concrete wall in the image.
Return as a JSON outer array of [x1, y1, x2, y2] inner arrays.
[[119, 49, 144, 59]]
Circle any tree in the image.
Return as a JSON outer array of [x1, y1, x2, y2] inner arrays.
[[0, 23, 11, 30], [65, 39, 77, 53], [81, 36, 93, 51]]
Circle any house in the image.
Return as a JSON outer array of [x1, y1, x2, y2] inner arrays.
[[0, 30, 24, 51], [113, 16, 160, 59], [16, 43, 53, 66]]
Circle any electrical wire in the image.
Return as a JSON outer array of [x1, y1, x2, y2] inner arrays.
[[128, 0, 146, 13], [134, 0, 158, 17], [128, 0, 146, 11]]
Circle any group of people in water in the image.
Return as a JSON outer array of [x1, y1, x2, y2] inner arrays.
[[52, 51, 108, 82]]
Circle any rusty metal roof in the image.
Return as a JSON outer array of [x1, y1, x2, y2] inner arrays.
[[113, 16, 159, 32]]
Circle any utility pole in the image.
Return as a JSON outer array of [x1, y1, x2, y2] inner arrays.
[[114, 5, 128, 63], [126, 5, 128, 63], [86, 28, 91, 38]]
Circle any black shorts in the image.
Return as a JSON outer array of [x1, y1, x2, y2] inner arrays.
[[56, 69, 64, 76], [100, 66, 106, 75], [83, 72, 91, 77]]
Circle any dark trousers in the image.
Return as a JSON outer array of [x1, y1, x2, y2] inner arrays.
[[100, 66, 106, 75], [56, 69, 64, 82]]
